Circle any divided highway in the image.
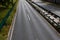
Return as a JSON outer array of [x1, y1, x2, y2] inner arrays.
[[32, 0, 60, 16], [9, 0, 60, 40]]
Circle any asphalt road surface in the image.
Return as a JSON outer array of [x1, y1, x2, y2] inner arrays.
[[32, 0, 60, 16], [10, 0, 60, 40]]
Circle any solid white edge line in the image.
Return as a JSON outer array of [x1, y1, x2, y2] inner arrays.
[[7, 12, 17, 40], [10, 13, 17, 40], [7, 1, 19, 40]]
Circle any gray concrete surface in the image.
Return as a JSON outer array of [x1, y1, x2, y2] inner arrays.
[[32, 0, 60, 16], [9, 0, 60, 40]]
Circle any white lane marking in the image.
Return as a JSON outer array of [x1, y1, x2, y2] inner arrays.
[[27, 15, 30, 21], [7, 13, 17, 40], [10, 21, 15, 40], [10, 13, 17, 40]]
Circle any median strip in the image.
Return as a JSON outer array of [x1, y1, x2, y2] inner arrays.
[[26, 0, 60, 33]]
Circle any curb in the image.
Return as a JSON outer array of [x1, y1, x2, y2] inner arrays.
[[26, 0, 60, 34], [7, 12, 17, 40], [7, 2, 17, 40]]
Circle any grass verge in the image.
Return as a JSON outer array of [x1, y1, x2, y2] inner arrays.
[[0, 3, 17, 40]]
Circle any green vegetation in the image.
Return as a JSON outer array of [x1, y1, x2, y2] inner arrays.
[[0, 7, 16, 40], [0, 8, 9, 23], [0, 2, 17, 40]]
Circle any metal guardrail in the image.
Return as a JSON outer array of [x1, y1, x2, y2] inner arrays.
[[26, 0, 60, 33], [0, 2, 16, 30]]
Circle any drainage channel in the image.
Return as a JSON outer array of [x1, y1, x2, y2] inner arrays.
[[26, 0, 60, 33]]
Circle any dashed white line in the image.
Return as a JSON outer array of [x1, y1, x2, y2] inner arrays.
[[27, 15, 30, 21]]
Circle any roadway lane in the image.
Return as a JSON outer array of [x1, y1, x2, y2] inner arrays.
[[32, 0, 60, 16], [10, 0, 60, 40]]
